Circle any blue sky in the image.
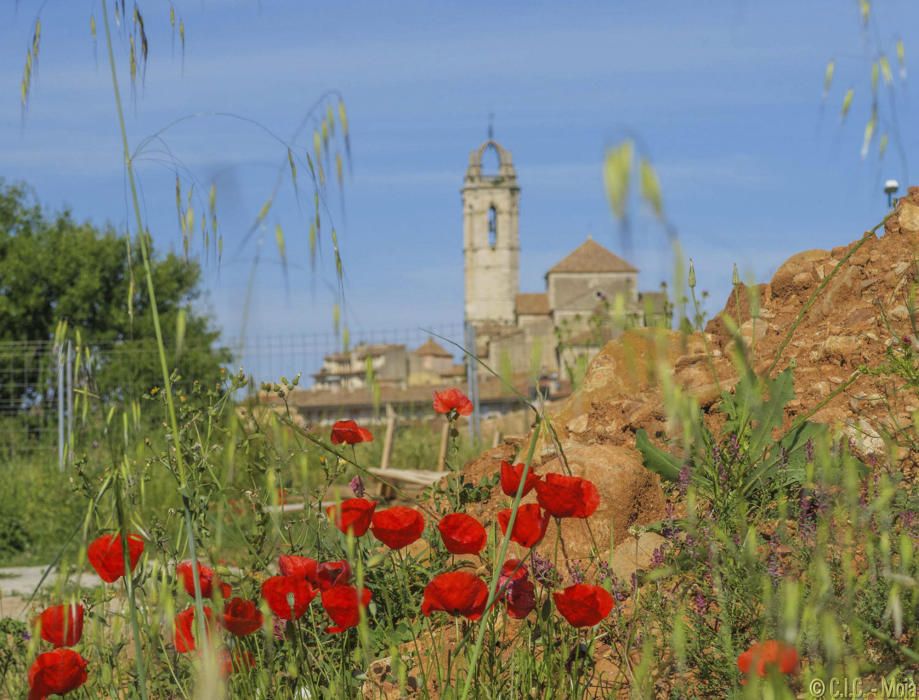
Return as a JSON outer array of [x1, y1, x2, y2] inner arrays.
[[2, 1, 917, 355]]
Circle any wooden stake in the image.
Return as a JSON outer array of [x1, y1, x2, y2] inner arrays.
[[378, 403, 397, 499], [436, 419, 450, 472]]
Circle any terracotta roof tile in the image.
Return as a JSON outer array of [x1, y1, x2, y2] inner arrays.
[[413, 338, 453, 358], [515, 293, 550, 315], [547, 238, 638, 275]]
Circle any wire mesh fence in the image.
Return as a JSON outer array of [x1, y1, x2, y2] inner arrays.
[[0, 322, 466, 466]]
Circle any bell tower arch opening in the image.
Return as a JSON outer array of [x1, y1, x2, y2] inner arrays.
[[487, 205, 498, 249]]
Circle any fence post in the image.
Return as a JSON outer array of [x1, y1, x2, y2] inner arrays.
[[66, 341, 73, 466], [57, 344, 64, 471], [377, 403, 397, 499], [464, 322, 481, 444], [436, 419, 450, 472]]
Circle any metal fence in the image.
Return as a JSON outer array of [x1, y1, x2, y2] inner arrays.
[[0, 322, 466, 466]]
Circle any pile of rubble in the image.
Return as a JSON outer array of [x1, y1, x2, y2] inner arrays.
[[459, 187, 919, 575]]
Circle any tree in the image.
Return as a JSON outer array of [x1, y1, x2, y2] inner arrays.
[[0, 180, 230, 411]]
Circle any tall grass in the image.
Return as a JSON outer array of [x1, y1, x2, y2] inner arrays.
[[2, 4, 916, 699]]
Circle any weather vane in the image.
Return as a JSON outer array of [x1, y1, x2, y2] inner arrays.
[[488, 112, 494, 141]]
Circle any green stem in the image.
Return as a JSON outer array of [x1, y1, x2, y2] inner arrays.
[[99, 0, 186, 487], [114, 469, 148, 700], [689, 284, 722, 393], [460, 418, 543, 700], [851, 617, 919, 663], [99, 0, 208, 645], [181, 495, 209, 644]]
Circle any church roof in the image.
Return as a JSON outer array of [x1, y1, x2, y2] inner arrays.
[[515, 293, 550, 315], [413, 338, 453, 358], [547, 238, 638, 275]]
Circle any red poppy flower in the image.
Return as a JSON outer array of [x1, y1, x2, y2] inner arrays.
[[278, 554, 319, 583], [500, 461, 541, 497], [326, 498, 377, 537], [437, 513, 487, 555], [317, 560, 351, 591], [261, 576, 316, 620], [535, 474, 600, 518], [219, 648, 256, 677], [174, 605, 214, 653], [498, 559, 529, 592], [497, 504, 550, 548], [433, 388, 473, 416], [87, 533, 144, 583], [176, 561, 231, 600], [370, 506, 425, 549], [553, 584, 614, 628], [321, 585, 373, 634], [35, 604, 84, 648], [28, 649, 88, 700], [330, 419, 374, 445], [737, 640, 799, 680], [504, 578, 536, 619], [220, 598, 264, 637], [421, 572, 489, 620]]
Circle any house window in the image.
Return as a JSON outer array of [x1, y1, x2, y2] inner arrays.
[[488, 206, 497, 249]]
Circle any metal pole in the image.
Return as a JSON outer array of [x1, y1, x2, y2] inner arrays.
[[464, 322, 481, 444], [57, 344, 64, 471], [66, 341, 73, 466]]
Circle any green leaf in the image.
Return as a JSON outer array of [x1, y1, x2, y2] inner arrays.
[[635, 429, 682, 482], [639, 158, 664, 219], [287, 148, 298, 192], [746, 369, 794, 462], [338, 99, 349, 136], [861, 108, 877, 159], [822, 59, 835, 99], [880, 56, 893, 85], [176, 308, 187, 356], [742, 420, 824, 497], [840, 88, 854, 121], [603, 140, 633, 221], [256, 197, 273, 224], [274, 223, 286, 261]]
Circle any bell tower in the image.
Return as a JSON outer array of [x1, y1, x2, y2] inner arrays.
[[462, 139, 520, 327]]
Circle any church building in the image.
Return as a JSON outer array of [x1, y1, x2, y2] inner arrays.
[[461, 138, 669, 381], [302, 135, 669, 416]]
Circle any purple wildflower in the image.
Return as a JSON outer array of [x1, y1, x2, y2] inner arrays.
[[693, 592, 708, 615], [531, 551, 558, 588], [273, 616, 287, 641], [729, 433, 740, 460], [567, 561, 585, 585], [349, 475, 365, 498], [678, 464, 692, 495], [766, 551, 783, 582], [597, 561, 612, 583]]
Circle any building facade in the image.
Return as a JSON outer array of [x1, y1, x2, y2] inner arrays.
[[462, 138, 670, 381]]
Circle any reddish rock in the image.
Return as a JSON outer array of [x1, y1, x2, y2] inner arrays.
[[453, 204, 919, 573]]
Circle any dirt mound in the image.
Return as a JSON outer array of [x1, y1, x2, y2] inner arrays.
[[459, 187, 919, 573]]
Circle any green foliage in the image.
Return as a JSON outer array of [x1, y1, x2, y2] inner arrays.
[[0, 181, 230, 407], [636, 352, 832, 514], [0, 458, 85, 565]]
